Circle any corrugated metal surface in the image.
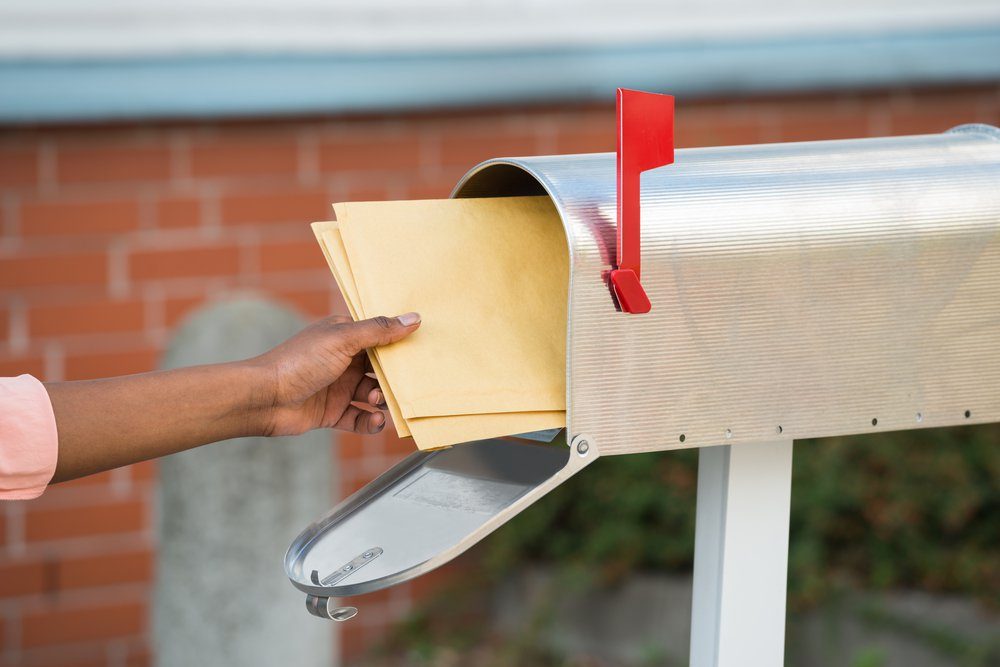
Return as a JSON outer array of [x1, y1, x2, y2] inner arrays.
[[456, 125, 1000, 456]]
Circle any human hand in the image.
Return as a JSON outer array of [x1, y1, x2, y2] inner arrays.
[[252, 313, 420, 437]]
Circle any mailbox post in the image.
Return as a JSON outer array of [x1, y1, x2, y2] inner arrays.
[[690, 441, 794, 666], [286, 93, 1000, 667]]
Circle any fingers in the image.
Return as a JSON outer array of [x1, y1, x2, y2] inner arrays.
[[351, 374, 385, 408], [338, 313, 421, 356], [368, 387, 387, 409], [336, 404, 387, 434], [356, 410, 386, 434]]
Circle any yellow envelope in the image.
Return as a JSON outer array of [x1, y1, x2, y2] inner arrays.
[[406, 409, 565, 449], [312, 195, 568, 449], [336, 197, 568, 417], [316, 222, 565, 447], [312, 221, 410, 437], [314, 219, 564, 448]]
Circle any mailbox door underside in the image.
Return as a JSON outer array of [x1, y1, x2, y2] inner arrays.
[[455, 126, 1000, 455]]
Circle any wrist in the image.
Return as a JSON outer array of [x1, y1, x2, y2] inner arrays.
[[231, 359, 279, 438]]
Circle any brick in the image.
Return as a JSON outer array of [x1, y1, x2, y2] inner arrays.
[[554, 126, 615, 154], [340, 622, 370, 662], [0, 558, 49, 597], [384, 431, 415, 457], [22, 600, 146, 647], [0, 353, 45, 377], [319, 133, 422, 173], [0, 250, 107, 290], [20, 198, 140, 237], [190, 135, 299, 178], [17, 644, 108, 667], [126, 645, 152, 667], [52, 469, 117, 490], [56, 549, 152, 591], [0, 146, 39, 188], [336, 180, 393, 202], [29, 297, 145, 338], [342, 473, 375, 497], [355, 580, 397, 607], [129, 245, 240, 282], [548, 110, 614, 154], [408, 558, 467, 601], [337, 433, 365, 462], [438, 129, 540, 167], [403, 175, 463, 200], [56, 143, 171, 185], [888, 102, 993, 136], [677, 112, 766, 148], [129, 460, 158, 483], [155, 196, 201, 229], [885, 87, 998, 125], [163, 295, 205, 327], [771, 101, 872, 143], [270, 287, 332, 319], [220, 187, 330, 226], [64, 348, 158, 380], [25, 499, 145, 542], [259, 239, 328, 273]]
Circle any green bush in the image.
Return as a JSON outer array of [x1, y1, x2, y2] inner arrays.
[[483, 424, 999, 608]]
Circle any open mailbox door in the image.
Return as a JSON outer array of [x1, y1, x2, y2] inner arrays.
[[285, 432, 596, 620]]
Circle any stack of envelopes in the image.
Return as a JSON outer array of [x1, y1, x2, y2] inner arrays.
[[312, 196, 567, 450]]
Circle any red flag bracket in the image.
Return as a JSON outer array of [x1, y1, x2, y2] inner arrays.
[[610, 88, 675, 314]]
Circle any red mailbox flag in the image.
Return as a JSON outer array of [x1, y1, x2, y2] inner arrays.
[[612, 88, 675, 314]]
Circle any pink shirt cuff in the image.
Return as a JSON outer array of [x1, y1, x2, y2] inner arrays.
[[0, 375, 58, 500]]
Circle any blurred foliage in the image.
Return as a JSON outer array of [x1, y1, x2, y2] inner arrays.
[[484, 424, 999, 608]]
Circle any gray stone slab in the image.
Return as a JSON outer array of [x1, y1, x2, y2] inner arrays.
[[154, 298, 334, 667]]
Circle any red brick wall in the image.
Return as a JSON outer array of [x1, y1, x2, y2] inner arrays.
[[1, 84, 998, 666]]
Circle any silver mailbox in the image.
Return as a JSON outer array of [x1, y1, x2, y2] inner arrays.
[[287, 125, 1000, 618]]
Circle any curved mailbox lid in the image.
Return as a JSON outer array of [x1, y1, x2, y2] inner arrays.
[[285, 434, 597, 603], [455, 125, 1000, 457]]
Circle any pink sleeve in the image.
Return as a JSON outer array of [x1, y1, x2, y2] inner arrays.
[[0, 375, 58, 500]]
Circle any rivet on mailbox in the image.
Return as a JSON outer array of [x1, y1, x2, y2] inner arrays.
[[285, 91, 1000, 663]]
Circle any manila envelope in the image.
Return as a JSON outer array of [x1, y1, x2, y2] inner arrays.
[[312, 195, 567, 449], [315, 221, 553, 446]]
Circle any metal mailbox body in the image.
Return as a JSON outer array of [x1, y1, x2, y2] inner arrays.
[[287, 125, 1000, 614], [455, 125, 1000, 456]]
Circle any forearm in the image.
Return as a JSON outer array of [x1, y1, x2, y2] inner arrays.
[[45, 361, 273, 483]]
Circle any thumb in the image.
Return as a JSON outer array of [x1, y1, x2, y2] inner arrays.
[[340, 312, 421, 355]]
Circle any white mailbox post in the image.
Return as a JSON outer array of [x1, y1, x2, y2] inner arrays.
[[285, 92, 1000, 666]]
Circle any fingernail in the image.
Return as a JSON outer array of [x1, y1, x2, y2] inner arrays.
[[396, 312, 421, 326], [371, 412, 386, 432]]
